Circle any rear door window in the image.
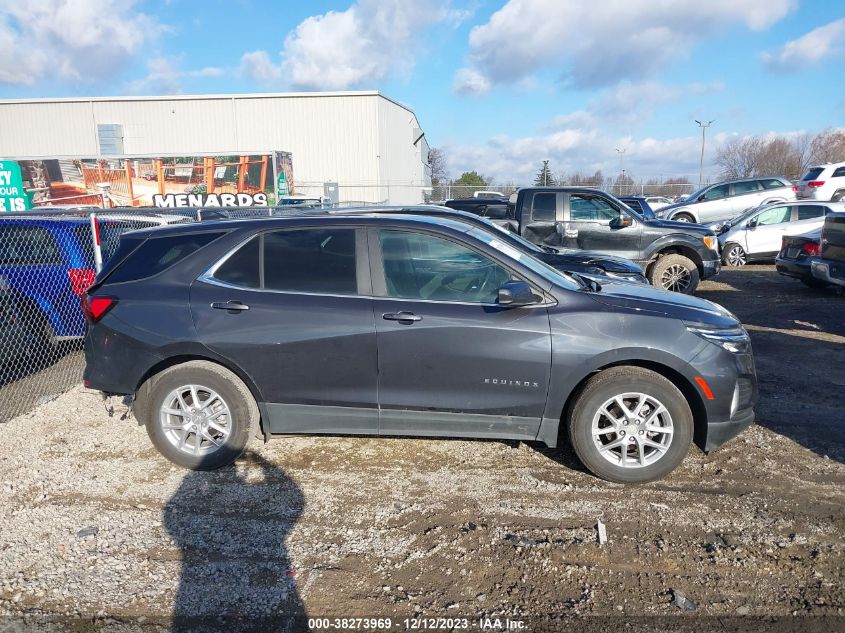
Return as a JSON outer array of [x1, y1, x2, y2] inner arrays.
[[795, 205, 825, 221], [760, 178, 787, 190], [732, 181, 761, 196], [530, 193, 557, 221], [0, 225, 62, 265], [213, 228, 357, 295], [106, 232, 224, 283], [833, 167, 845, 178]]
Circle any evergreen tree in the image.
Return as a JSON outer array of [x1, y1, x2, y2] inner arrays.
[[533, 160, 555, 186]]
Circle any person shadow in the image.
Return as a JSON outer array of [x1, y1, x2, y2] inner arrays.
[[164, 451, 307, 632]]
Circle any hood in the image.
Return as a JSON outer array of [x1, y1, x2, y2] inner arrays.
[[588, 281, 740, 328], [642, 217, 714, 234], [539, 248, 643, 273]]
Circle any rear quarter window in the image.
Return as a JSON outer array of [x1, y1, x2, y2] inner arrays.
[[760, 178, 788, 190], [832, 167, 845, 178], [104, 232, 224, 284], [0, 225, 62, 266]]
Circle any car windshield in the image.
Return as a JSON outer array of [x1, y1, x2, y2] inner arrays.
[[467, 227, 582, 291]]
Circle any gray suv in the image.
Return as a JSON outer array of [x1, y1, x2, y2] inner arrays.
[[82, 214, 757, 483], [657, 177, 794, 224]]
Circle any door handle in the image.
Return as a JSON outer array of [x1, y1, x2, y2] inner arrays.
[[382, 311, 422, 323], [211, 301, 250, 311]]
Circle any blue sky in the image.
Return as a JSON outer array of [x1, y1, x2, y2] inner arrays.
[[0, 0, 843, 182]]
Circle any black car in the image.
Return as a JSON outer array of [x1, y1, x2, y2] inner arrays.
[[617, 196, 657, 220], [504, 188, 721, 294], [329, 206, 648, 285], [776, 231, 826, 288], [83, 213, 757, 483]]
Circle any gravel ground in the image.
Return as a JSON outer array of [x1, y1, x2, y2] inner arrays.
[[0, 265, 843, 632]]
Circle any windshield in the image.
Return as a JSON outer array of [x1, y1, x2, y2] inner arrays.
[[467, 227, 582, 291]]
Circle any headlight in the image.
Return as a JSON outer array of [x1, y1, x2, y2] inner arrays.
[[686, 324, 750, 353], [605, 270, 648, 284], [703, 235, 718, 250]]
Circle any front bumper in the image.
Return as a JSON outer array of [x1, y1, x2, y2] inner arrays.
[[811, 260, 845, 287], [701, 257, 721, 279], [704, 407, 755, 452]]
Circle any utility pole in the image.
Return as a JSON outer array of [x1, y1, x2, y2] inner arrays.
[[695, 119, 714, 188], [615, 147, 626, 194]]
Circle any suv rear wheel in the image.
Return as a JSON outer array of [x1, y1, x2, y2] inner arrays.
[[140, 361, 257, 470], [649, 254, 700, 294], [568, 366, 693, 483]]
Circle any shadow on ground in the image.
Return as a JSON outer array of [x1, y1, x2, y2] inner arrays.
[[165, 451, 307, 632]]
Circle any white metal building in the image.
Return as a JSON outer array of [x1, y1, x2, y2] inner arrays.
[[0, 91, 431, 205]]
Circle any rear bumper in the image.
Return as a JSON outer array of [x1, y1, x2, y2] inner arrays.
[[704, 407, 755, 452], [775, 258, 813, 280], [811, 260, 845, 287]]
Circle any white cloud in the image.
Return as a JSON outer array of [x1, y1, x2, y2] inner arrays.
[[241, 0, 467, 89], [453, 68, 492, 95], [762, 18, 845, 71], [239, 50, 285, 85], [124, 57, 224, 95], [456, 0, 795, 90], [0, 0, 164, 85]]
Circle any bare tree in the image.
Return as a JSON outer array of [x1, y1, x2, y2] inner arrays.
[[715, 137, 765, 179], [427, 147, 448, 186], [809, 128, 845, 165], [756, 137, 804, 179]]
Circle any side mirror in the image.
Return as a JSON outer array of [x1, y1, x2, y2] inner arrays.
[[610, 214, 633, 228], [498, 280, 537, 307], [698, 194, 706, 202], [747, 217, 758, 229]]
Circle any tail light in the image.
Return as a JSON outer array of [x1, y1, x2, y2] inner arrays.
[[808, 181, 825, 188], [800, 241, 820, 257], [81, 294, 117, 322], [68, 268, 96, 297], [792, 185, 799, 192]]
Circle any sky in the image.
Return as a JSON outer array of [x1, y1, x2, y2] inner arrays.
[[0, 0, 843, 184]]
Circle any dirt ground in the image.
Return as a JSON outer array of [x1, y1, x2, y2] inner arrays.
[[0, 265, 843, 632]]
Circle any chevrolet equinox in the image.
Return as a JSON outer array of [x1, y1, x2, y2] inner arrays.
[[83, 214, 757, 483]]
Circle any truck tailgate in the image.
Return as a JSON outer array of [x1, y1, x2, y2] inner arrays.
[[821, 213, 845, 263]]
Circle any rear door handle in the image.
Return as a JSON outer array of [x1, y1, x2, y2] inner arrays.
[[211, 301, 250, 311], [382, 311, 422, 323]]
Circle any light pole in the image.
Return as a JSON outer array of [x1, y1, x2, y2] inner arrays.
[[695, 119, 714, 188], [615, 147, 626, 194]]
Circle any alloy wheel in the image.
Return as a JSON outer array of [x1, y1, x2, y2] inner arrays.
[[660, 264, 692, 292], [159, 384, 232, 455], [726, 245, 747, 267], [591, 392, 674, 468]]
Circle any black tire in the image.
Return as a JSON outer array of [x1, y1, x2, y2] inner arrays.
[[649, 254, 700, 294], [832, 191, 845, 202], [567, 366, 693, 484], [672, 213, 695, 223], [722, 243, 747, 267], [800, 277, 830, 289], [140, 360, 257, 470]]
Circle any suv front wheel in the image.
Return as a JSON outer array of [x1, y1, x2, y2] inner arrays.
[[568, 366, 693, 483], [140, 361, 257, 470]]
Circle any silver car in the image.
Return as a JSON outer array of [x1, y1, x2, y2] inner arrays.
[[717, 201, 843, 267], [657, 177, 794, 224]]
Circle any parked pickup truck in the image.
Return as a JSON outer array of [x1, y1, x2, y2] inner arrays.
[[501, 188, 721, 294], [810, 211, 845, 287]]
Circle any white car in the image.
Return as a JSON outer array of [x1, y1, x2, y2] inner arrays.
[[656, 176, 794, 224], [718, 201, 845, 267], [645, 196, 672, 210], [795, 161, 845, 202]]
